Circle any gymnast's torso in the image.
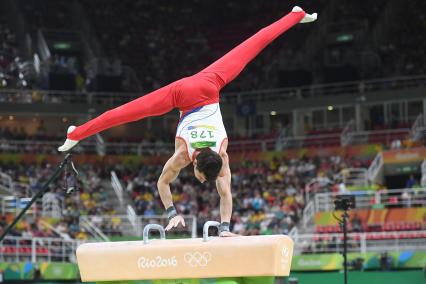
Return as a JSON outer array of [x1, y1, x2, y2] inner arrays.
[[175, 103, 228, 162]]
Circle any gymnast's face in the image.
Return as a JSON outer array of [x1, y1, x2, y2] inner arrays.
[[193, 160, 207, 183]]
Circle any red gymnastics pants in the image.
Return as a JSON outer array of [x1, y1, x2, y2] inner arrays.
[[68, 9, 305, 141]]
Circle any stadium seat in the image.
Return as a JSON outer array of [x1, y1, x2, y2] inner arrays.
[[384, 222, 394, 231], [18, 247, 28, 254], [389, 232, 398, 239], [36, 247, 50, 255], [411, 232, 421, 239], [315, 226, 323, 234], [394, 223, 402, 231], [366, 234, 374, 240], [402, 223, 411, 231], [398, 232, 410, 239], [352, 234, 361, 241], [321, 234, 331, 241], [4, 246, 16, 254], [414, 222, 421, 230]]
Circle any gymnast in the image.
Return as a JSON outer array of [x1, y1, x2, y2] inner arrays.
[[58, 6, 317, 236]]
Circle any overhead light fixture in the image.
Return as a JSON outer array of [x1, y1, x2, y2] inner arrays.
[[327, 106, 334, 111], [270, 111, 277, 116]]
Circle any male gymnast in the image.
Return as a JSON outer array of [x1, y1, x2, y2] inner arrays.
[[58, 6, 317, 236]]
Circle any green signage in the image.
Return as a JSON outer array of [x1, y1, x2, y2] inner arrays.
[[0, 252, 424, 281], [291, 251, 426, 271], [291, 254, 343, 271], [40, 262, 79, 280]]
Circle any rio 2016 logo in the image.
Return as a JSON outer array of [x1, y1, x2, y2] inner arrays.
[[137, 256, 177, 269]]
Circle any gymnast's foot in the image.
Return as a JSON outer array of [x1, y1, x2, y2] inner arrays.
[[58, 125, 79, 152], [292, 6, 318, 23]]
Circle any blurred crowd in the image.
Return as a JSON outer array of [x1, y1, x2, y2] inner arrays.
[[0, 0, 425, 245], [82, 0, 313, 92], [0, 154, 370, 240], [117, 155, 369, 236], [0, 0, 424, 93], [0, 21, 31, 89], [76, 0, 426, 89], [379, 0, 426, 77], [0, 162, 117, 241]]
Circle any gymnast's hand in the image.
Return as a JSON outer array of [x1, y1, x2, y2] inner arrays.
[[165, 215, 186, 231], [219, 231, 239, 237]]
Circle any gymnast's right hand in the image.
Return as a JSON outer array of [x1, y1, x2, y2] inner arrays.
[[165, 215, 186, 231]]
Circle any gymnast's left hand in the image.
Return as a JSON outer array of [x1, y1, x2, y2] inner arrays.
[[165, 215, 186, 231], [219, 231, 239, 237]]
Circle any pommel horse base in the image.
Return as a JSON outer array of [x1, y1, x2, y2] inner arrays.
[[77, 222, 294, 283]]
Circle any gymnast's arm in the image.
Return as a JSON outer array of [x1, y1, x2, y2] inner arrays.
[[216, 151, 237, 236], [157, 157, 180, 208], [157, 154, 187, 230]]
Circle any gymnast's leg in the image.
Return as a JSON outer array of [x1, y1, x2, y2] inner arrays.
[[199, 6, 317, 89], [58, 7, 317, 151], [58, 83, 177, 151]]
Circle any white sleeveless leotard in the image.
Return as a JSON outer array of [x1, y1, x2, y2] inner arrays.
[[176, 103, 227, 161]]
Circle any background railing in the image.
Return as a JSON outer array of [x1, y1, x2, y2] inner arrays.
[[314, 188, 426, 212], [1, 138, 280, 155], [340, 119, 355, 146], [80, 215, 197, 239], [345, 128, 410, 146], [0, 139, 173, 155], [1, 196, 41, 216], [0, 236, 83, 263], [1, 75, 425, 105], [276, 133, 341, 150], [342, 168, 368, 188], [1, 194, 63, 218], [367, 152, 384, 184], [293, 231, 426, 254], [410, 113, 426, 141], [110, 171, 124, 207], [0, 134, 371, 156], [0, 128, 419, 155], [224, 75, 426, 103], [0, 172, 14, 194], [2, 230, 424, 263], [0, 171, 30, 196]]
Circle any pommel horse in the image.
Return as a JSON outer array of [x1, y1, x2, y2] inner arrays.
[[77, 221, 294, 283]]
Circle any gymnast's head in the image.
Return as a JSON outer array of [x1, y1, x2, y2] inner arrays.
[[193, 148, 223, 183]]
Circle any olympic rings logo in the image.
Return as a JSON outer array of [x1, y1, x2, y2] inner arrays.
[[184, 251, 212, 267]]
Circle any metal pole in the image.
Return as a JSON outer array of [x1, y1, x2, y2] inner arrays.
[[192, 216, 197, 238], [31, 238, 36, 263], [0, 154, 71, 242], [343, 211, 349, 284]]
